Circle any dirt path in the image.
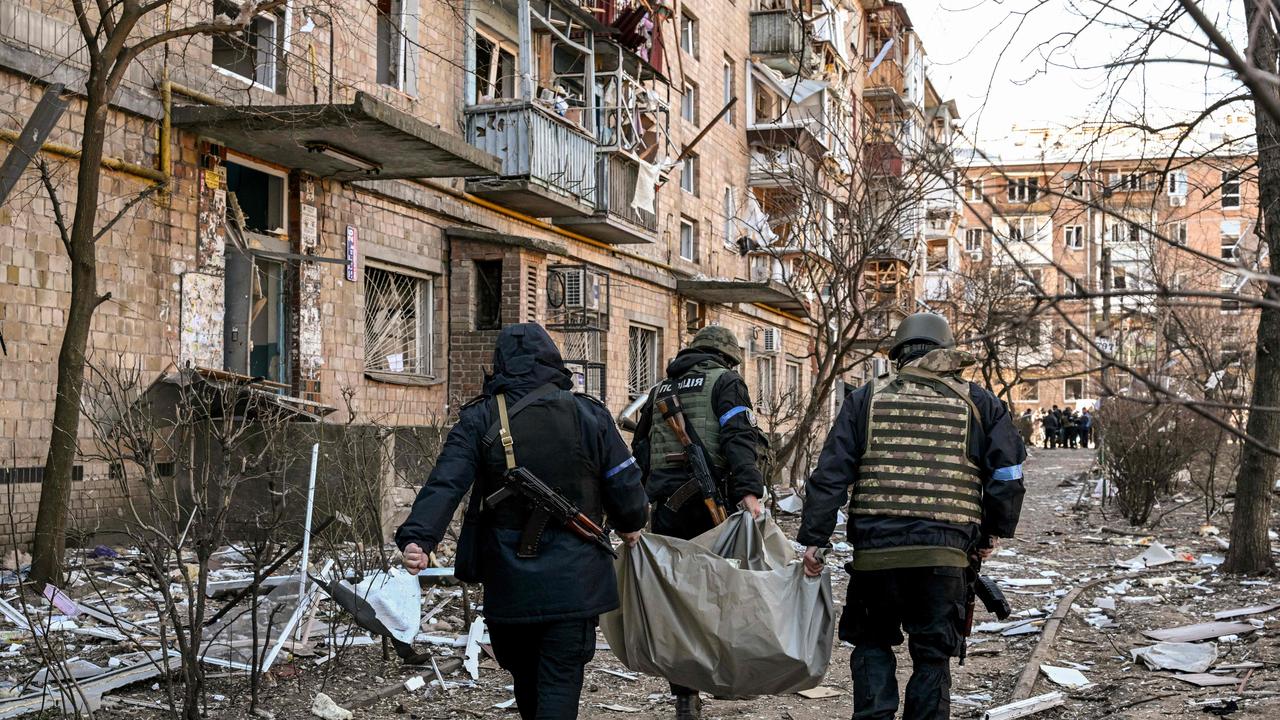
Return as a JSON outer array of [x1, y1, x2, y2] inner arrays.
[[106, 447, 1276, 719]]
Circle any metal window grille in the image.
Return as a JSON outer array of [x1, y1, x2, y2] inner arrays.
[[364, 266, 433, 376], [628, 326, 658, 399]]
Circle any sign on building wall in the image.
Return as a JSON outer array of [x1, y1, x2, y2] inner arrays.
[[300, 203, 318, 251], [345, 225, 359, 282]]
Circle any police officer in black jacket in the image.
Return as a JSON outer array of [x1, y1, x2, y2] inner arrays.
[[397, 323, 648, 720], [797, 313, 1026, 720], [630, 325, 765, 720]]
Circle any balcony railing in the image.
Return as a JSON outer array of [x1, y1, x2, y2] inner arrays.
[[465, 101, 597, 214], [750, 10, 804, 57], [867, 58, 905, 95], [596, 152, 656, 230]]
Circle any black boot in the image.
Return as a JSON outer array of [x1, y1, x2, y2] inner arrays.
[[675, 694, 702, 720]]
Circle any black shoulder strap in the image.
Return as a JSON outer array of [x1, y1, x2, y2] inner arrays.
[[482, 383, 560, 448]]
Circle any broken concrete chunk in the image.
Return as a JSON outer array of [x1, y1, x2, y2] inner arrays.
[[1131, 642, 1217, 673], [310, 692, 352, 720]]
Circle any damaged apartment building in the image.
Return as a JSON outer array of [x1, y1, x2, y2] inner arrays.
[[0, 0, 961, 542]]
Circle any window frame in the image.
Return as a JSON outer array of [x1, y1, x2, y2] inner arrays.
[[966, 178, 984, 202], [224, 153, 289, 234], [680, 79, 699, 124], [1020, 380, 1039, 401], [363, 263, 436, 379], [723, 187, 737, 248], [679, 217, 698, 262], [964, 228, 984, 254], [756, 354, 776, 406], [680, 154, 699, 195], [1221, 170, 1241, 208], [1064, 378, 1085, 401], [473, 26, 518, 102], [1064, 224, 1085, 250], [627, 325, 661, 400], [680, 11, 699, 58], [211, 1, 285, 93], [376, 0, 409, 91], [722, 56, 735, 125], [1006, 177, 1039, 203]]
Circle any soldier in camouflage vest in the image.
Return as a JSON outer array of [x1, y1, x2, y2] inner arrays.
[[797, 313, 1027, 720], [630, 325, 766, 720]]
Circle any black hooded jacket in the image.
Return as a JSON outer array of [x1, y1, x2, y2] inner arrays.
[[630, 349, 766, 506], [395, 324, 648, 623]]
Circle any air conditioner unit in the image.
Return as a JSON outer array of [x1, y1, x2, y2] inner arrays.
[[754, 327, 781, 354], [562, 268, 602, 311], [1169, 194, 1186, 207], [969, 250, 984, 261]]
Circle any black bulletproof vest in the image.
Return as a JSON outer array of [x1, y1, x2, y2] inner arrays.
[[478, 389, 602, 529]]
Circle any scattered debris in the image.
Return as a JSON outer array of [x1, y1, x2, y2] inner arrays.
[[1213, 603, 1280, 620], [595, 704, 642, 712], [982, 691, 1066, 720], [1131, 642, 1217, 673], [1142, 622, 1256, 643], [1038, 665, 1090, 688], [1168, 673, 1241, 687], [462, 616, 487, 680], [797, 686, 844, 699], [310, 692, 353, 720]]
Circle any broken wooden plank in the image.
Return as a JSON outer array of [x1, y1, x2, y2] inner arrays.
[[1168, 673, 1241, 687], [1143, 621, 1256, 643], [1212, 604, 1280, 621], [982, 692, 1066, 720], [347, 658, 463, 709]]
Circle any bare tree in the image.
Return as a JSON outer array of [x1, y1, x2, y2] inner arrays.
[[30, 0, 289, 586]]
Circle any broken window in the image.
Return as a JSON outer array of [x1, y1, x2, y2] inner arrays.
[[1111, 266, 1128, 290], [681, 80, 699, 124], [1221, 170, 1241, 208], [680, 11, 699, 57], [364, 266, 434, 377], [376, 0, 418, 93], [1020, 380, 1039, 401], [211, 0, 284, 92], [474, 28, 517, 102], [1006, 177, 1038, 203], [1064, 225, 1085, 250], [680, 154, 699, 195], [1065, 378, 1084, 401], [627, 325, 659, 400], [679, 218, 698, 262], [1221, 233, 1239, 261], [224, 158, 286, 234], [249, 258, 287, 383], [475, 259, 503, 330]]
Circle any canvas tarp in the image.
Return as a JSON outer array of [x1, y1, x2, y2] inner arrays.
[[601, 512, 834, 697]]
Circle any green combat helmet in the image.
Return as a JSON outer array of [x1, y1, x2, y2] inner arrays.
[[690, 325, 743, 366], [888, 312, 955, 360]]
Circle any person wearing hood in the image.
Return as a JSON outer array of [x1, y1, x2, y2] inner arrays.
[[396, 323, 648, 720], [796, 313, 1026, 720], [630, 325, 766, 720]]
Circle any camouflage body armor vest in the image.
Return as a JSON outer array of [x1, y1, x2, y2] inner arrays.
[[855, 362, 983, 526], [648, 362, 729, 476]]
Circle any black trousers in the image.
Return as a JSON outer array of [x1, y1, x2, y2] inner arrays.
[[488, 618, 598, 719], [650, 496, 718, 697], [841, 566, 967, 720]]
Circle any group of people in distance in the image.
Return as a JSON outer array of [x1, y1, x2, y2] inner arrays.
[[1018, 405, 1093, 449]]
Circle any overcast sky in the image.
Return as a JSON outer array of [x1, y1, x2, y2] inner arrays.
[[905, 0, 1249, 142]]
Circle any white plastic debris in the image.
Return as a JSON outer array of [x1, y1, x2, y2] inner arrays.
[[311, 693, 353, 720], [1039, 665, 1090, 689], [351, 569, 422, 645], [463, 616, 487, 680], [1130, 642, 1217, 673], [775, 494, 804, 514], [1117, 542, 1180, 569]]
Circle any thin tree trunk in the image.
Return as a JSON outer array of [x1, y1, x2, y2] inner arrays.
[[30, 93, 110, 586], [1224, 0, 1279, 574]]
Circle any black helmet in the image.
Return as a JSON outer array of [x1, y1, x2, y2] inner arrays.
[[888, 312, 955, 360]]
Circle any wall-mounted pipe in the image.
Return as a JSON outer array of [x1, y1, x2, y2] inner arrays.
[[0, 128, 166, 184]]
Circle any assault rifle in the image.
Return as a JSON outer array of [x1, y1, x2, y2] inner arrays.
[[960, 550, 1011, 665], [486, 466, 618, 558], [655, 394, 729, 525]]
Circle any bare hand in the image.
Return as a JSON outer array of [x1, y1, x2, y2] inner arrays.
[[978, 537, 1000, 560], [741, 494, 763, 518], [618, 530, 642, 548], [402, 542, 429, 575], [802, 546, 825, 577]]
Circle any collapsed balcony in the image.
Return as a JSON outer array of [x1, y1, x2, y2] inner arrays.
[[747, 63, 831, 156]]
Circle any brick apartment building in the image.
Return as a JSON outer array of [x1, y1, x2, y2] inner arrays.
[[959, 120, 1260, 412], [0, 0, 957, 542]]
